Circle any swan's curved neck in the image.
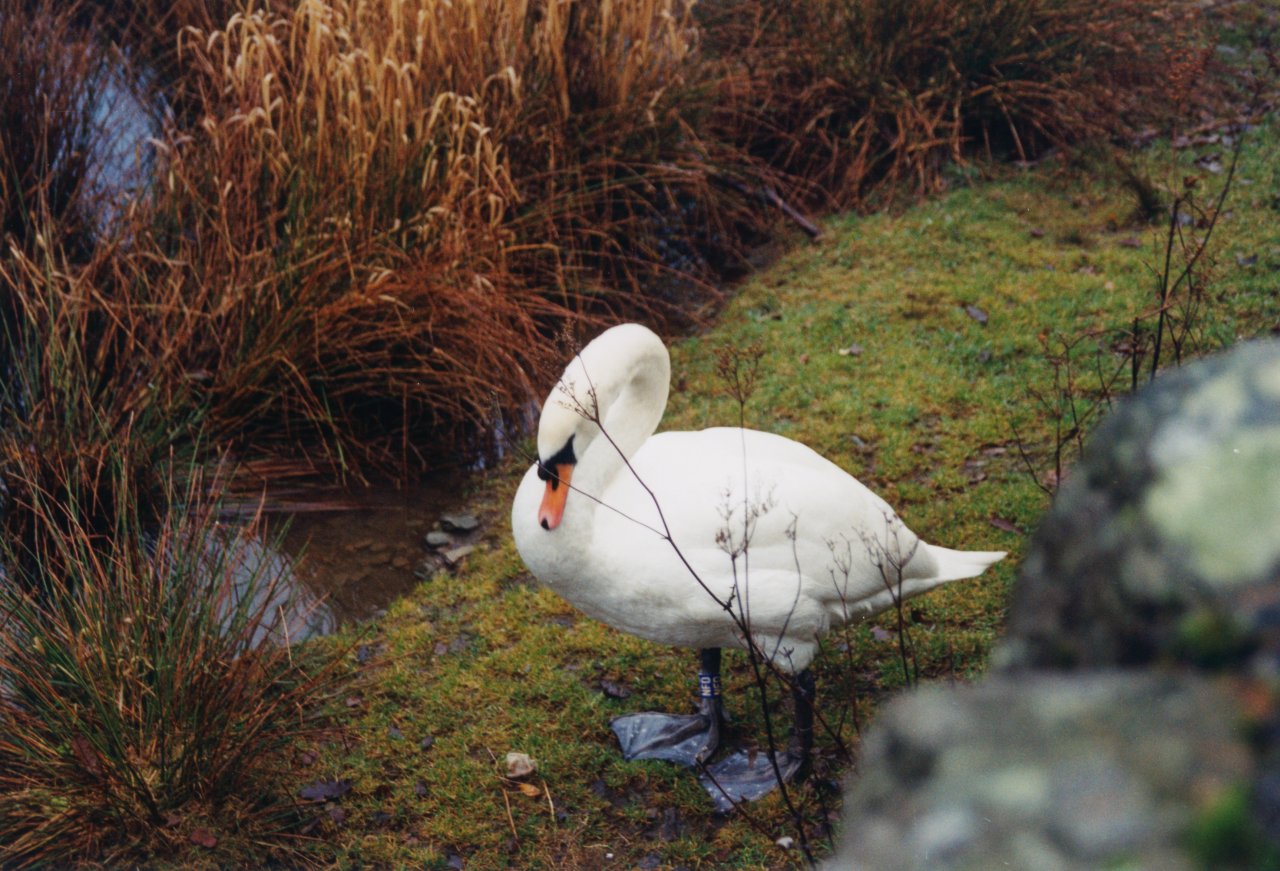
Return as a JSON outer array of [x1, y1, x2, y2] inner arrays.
[[564, 340, 669, 535], [580, 352, 667, 490]]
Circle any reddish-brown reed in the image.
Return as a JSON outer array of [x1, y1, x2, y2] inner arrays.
[[700, 0, 1207, 207]]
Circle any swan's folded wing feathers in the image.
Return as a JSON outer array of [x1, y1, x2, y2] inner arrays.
[[600, 427, 940, 620]]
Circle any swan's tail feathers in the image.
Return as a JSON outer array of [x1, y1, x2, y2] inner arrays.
[[924, 545, 1007, 582]]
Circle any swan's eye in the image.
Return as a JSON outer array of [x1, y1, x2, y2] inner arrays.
[[535, 438, 576, 486], [536, 437, 576, 488]]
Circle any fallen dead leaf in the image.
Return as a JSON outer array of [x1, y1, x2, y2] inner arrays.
[[189, 828, 217, 849], [600, 679, 631, 700], [71, 735, 101, 776], [988, 517, 1023, 535], [299, 778, 353, 802]]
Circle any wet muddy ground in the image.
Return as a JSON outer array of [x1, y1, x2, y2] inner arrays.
[[267, 476, 473, 626]]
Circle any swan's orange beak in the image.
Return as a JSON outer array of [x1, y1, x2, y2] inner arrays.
[[538, 464, 573, 531]]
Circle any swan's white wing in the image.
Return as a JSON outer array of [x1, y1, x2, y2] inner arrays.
[[516, 425, 1002, 670], [589, 429, 935, 648]]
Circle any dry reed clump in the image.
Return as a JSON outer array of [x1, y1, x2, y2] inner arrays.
[[700, 0, 1209, 207], [131, 0, 751, 476], [6, 0, 1215, 482], [0, 453, 339, 868], [0, 230, 200, 553]]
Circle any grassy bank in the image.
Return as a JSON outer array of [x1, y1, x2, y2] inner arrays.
[[297, 120, 1280, 869], [0, 0, 1265, 866]]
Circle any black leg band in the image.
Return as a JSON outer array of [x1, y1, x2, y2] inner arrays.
[[698, 648, 722, 699], [698, 672, 722, 699]]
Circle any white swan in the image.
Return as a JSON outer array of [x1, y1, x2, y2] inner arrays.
[[511, 323, 1005, 808]]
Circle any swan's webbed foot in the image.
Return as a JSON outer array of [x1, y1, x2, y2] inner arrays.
[[698, 667, 816, 813], [611, 695, 724, 766], [611, 648, 725, 767], [699, 746, 807, 813]]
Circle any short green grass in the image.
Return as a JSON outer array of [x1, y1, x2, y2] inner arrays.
[[296, 122, 1280, 869]]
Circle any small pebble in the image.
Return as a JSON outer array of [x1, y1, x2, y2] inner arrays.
[[506, 751, 537, 779], [440, 513, 480, 533], [425, 530, 453, 549], [442, 545, 475, 565]]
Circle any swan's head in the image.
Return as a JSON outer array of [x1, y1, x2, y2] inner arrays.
[[532, 324, 670, 531]]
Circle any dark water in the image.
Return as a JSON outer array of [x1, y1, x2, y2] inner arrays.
[[89, 66, 159, 227], [270, 476, 469, 627], [85, 64, 492, 634]]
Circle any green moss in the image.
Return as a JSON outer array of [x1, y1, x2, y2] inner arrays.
[[304, 119, 1280, 868], [1173, 608, 1253, 669], [1187, 785, 1280, 871]]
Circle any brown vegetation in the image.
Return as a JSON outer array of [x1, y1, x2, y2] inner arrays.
[[700, 0, 1207, 206], [0, 455, 338, 866], [3, 0, 1208, 482]]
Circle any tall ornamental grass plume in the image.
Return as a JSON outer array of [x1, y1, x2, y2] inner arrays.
[[0, 451, 341, 868], [126, 0, 765, 477], [700, 0, 1209, 207]]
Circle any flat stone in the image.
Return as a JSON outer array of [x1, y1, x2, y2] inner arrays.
[[424, 530, 453, 549], [441, 545, 475, 566], [440, 513, 480, 533]]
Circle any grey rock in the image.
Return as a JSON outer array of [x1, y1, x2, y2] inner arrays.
[[997, 339, 1280, 674], [828, 674, 1250, 871], [441, 545, 475, 566], [424, 530, 454, 549], [440, 513, 480, 533], [827, 343, 1280, 871]]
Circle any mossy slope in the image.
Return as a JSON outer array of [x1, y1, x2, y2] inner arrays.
[[302, 124, 1280, 870]]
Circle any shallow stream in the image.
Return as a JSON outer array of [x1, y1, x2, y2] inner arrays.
[[266, 475, 471, 630]]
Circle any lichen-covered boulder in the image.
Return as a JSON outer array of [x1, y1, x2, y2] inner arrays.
[[997, 339, 1280, 673], [825, 342, 1280, 870], [827, 674, 1261, 871]]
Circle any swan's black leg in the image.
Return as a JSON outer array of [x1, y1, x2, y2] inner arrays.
[[611, 647, 726, 766], [791, 667, 815, 762], [699, 668, 814, 813]]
